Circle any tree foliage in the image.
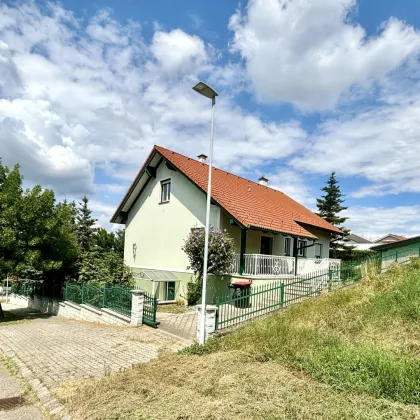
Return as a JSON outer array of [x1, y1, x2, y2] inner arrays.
[[182, 228, 235, 304], [0, 161, 79, 282], [316, 172, 354, 258], [0, 158, 132, 299]]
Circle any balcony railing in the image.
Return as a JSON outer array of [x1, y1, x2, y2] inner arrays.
[[227, 254, 341, 277]]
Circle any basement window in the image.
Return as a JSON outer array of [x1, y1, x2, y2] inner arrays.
[[160, 179, 171, 203]]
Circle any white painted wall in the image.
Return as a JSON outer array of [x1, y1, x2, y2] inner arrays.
[[304, 227, 331, 258], [124, 162, 220, 271]]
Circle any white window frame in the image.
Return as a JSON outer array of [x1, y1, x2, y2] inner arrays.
[[297, 240, 307, 257], [284, 237, 291, 256], [315, 243, 323, 259], [160, 179, 171, 203]]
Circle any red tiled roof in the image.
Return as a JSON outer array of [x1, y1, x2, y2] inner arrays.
[[153, 146, 342, 238]]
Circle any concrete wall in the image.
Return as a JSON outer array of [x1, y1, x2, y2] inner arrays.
[[8, 294, 132, 326], [124, 162, 220, 272]]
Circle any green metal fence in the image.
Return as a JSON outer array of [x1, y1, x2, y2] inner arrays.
[[11, 282, 31, 296], [215, 263, 365, 331], [143, 292, 159, 327], [64, 282, 133, 318], [104, 285, 132, 317], [380, 246, 420, 271], [9, 281, 64, 300], [82, 283, 104, 308], [65, 283, 83, 304]]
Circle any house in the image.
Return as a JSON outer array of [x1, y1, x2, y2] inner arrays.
[[348, 234, 371, 245], [371, 235, 420, 271], [346, 233, 376, 250], [111, 145, 343, 303], [373, 233, 406, 244]]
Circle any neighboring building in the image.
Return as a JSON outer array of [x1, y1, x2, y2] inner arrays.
[[111, 145, 342, 303], [347, 234, 371, 245], [346, 233, 376, 250], [371, 236, 420, 271], [373, 234, 406, 244]]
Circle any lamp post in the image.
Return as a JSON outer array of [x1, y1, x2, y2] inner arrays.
[[192, 81, 218, 345]]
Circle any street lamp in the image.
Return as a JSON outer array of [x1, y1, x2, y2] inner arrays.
[[192, 81, 218, 345]]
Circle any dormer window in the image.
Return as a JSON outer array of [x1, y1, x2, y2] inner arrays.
[[160, 179, 171, 203]]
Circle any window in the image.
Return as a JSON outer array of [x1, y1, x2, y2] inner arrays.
[[315, 243, 323, 258], [284, 237, 291, 256], [160, 179, 171, 203], [297, 240, 306, 257], [260, 236, 273, 255]]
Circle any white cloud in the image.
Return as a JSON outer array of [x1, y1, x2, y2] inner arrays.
[[344, 205, 420, 240], [291, 83, 420, 196], [229, 0, 420, 111], [151, 29, 208, 73], [267, 168, 314, 206], [0, 2, 304, 199]]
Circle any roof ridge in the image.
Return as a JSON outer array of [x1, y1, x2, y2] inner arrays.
[[154, 145, 333, 228], [112, 144, 343, 237], [154, 145, 286, 192]]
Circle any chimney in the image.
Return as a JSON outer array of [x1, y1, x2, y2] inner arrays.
[[259, 176, 268, 186], [197, 154, 208, 163]]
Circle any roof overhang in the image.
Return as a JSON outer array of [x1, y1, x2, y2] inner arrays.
[[296, 221, 343, 236], [111, 146, 246, 229], [133, 269, 181, 282], [111, 149, 162, 224], [371, 235, 420, 251], [247, 224, 317, 239]]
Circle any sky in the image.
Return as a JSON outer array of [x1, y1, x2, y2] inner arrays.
[[1, 0, 420, 240]]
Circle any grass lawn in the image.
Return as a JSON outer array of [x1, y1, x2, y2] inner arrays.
[[57, 261, 420, 419]]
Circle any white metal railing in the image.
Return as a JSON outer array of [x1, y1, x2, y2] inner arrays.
[[228, 254, 295, 276], [328, 258, 341, 272], [226, 254, 241, 275], [227, 254, 341, 277]]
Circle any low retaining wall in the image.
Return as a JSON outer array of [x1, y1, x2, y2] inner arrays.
[[8, 294, 132, 326]]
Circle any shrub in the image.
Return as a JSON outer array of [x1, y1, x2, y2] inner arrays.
[[182, 227, 235, 304], [186, 280, 202, 306]]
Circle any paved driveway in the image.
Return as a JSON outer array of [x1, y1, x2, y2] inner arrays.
[[158, 309, 197, 341], [0, 304, 191, 390]]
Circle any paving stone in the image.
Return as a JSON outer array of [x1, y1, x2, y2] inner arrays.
[[0, 309, 191, 391]]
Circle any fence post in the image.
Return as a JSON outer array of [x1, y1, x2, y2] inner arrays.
[[280, 283, 285, 307], [328, 270, 333, 291], [196, 305, 217, 343], [64, 282, 68, 301], [82, 282, 86, 304], [103, 283, 107, 308], [130, 290, 145, 326]]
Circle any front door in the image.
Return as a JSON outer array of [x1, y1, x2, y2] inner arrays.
[[260, 236, 273, 255], [166, 281, 176, 301]]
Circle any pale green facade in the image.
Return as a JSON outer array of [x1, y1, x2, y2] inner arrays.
[[373, 237, 420, 271], [122, 152, 333, 305]]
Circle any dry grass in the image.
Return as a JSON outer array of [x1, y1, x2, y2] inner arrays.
[[156, 304, 189, 314], [57, 350, 420, 420], [57, 262, 420, 419], [0, 356, 38, 406]]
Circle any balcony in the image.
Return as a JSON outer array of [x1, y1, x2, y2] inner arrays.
[[228, 254, 341, 277]]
